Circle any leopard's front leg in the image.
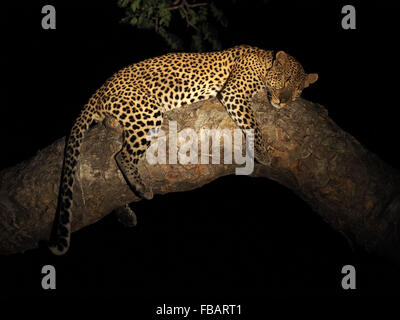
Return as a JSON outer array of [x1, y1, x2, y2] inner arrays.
[[218, 73, 271, 165]]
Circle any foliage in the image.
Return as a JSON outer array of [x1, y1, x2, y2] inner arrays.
[[118, 0, 228, 51]]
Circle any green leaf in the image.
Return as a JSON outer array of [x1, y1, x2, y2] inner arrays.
[[147, 6, 153, 17], [210, 2, 227, 27], [130, 16, 138, 25], [118, 0, 130, 8], [131, 0, 141, 12], [137, 13, 144, 25], [159, 10, 171, 27], [188, 9, 198, 25]]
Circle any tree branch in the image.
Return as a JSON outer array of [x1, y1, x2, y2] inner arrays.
[[164, 0, 206, 31], [165, 0, 208, 11], [1, 92, 400, 264]]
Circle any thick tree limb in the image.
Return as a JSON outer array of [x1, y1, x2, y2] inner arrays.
[[1, 92, 399, 263]]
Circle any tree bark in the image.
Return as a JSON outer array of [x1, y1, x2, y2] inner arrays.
[[1, 91, 399, 263]]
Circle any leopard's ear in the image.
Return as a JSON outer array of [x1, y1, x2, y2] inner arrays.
[[304, 73, 319, 88], [275, 51, 290, 66]]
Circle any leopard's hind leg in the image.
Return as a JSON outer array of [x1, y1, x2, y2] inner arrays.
[[102, 94, 164, 200]]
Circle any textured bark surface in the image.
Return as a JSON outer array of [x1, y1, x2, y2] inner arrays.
[[1, 91, 399, 263]]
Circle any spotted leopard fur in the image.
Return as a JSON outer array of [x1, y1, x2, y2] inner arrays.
[[49, 45, 318, 255]]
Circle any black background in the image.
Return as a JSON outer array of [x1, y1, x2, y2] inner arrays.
[[1, 0, 400, 304]]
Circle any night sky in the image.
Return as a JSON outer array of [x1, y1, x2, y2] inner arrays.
[[2, 0, 400, 305]]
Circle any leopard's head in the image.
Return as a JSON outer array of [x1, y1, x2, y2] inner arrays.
[[266, 51, 318, 109]]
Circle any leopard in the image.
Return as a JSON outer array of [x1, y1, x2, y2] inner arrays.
[[48, 45, 318, 255]]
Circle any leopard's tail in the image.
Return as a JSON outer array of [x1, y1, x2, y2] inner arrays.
[[49, 101, 102, 255]]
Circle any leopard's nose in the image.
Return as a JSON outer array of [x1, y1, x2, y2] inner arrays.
[[279, 89, 292, 104]]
